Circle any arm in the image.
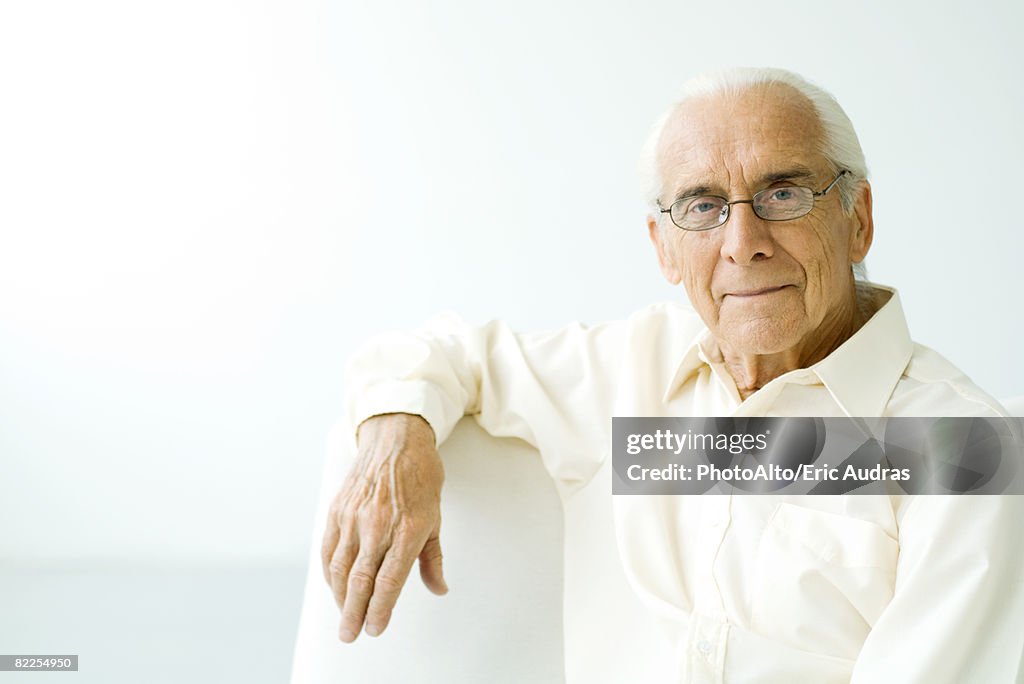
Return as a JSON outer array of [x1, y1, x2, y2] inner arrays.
[[848, 494, 1024, 682], [321, 311, 625, 643], [344, 311, 625, 461]]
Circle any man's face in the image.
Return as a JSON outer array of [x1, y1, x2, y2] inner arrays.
[[648, 84, 872, 356]]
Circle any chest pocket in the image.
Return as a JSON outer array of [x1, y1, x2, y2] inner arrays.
[[749, 502, 899, 661]]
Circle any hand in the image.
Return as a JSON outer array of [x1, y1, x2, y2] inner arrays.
[[321, 412, 448, 643]]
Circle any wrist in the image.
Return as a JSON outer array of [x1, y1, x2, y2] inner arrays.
[[356, 412, 437, 450]]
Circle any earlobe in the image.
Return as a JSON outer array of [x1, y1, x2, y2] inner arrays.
[[647, 215, 683, 284]]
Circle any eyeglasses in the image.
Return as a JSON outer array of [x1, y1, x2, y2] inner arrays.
[[657, 170, 849, 232]]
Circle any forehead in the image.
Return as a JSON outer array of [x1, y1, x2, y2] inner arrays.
[[656, 84, 826, 198]]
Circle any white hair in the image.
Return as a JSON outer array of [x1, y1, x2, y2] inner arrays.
[[639, 67, 870, 280]]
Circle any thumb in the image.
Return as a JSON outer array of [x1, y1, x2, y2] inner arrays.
[[418, 526, 448, 595]]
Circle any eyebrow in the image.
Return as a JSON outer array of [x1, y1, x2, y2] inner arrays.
[[670, 166, 818, 202]]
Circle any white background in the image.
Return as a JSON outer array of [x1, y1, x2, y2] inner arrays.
[[2, 0, 1021, 589]]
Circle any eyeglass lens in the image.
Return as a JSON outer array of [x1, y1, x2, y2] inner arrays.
[[671, 185, 816, 231]]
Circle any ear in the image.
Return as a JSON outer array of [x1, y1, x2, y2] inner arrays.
[[647, 214, 683, 284], [849, 181, 874, 263]]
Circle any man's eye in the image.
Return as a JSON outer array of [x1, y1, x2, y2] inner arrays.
[[689, 200, 721, 214], [769, 188, 794, 202]]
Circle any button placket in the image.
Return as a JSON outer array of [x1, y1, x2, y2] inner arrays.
[[687, 613, 728, 683], [691, 494, 731, 617], [707, 493, 732, 615]]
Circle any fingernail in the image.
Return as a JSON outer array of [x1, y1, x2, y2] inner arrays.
[[339, 628, 356, 642], [365, 623, 380, 636]]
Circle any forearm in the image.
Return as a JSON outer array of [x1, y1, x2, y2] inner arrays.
[[343, 311, 625, 460]]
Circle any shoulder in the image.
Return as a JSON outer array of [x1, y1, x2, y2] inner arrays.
[[624, 300, 705, 336], [603, 301, 707, 374], [525, 301, 705, 359], [888, 342, 1010, 418]]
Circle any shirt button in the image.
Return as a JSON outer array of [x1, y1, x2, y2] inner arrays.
[[697, 639, 712, 655]]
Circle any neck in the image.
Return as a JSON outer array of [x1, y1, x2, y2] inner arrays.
[[717, 284, 873, 401]]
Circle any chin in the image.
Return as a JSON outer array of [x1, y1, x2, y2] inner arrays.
[[721, 318, 805, 355]]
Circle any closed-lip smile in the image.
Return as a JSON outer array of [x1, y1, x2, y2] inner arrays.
[[727, 285, 791, 297]]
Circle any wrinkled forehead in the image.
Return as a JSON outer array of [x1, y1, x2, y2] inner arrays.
[[656, 84, 827, 201]]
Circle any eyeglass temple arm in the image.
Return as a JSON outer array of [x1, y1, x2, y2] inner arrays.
[[813, 169, 849, 197]]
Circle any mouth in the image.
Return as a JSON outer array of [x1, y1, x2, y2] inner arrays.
[[725, 285, 792, 298]]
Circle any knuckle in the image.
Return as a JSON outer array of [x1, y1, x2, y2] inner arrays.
[[361, 522, 394, 548], [324, 535, 355, 561], [396, 514, 427, 531], [348, 569, 376, 592], [395, 521, 429, 544], [357, 503, 391, 524], [353, 509, 377, 530], [374, 573, 404, 595], [329, 497, 354, 522], [334, 501, 356, 523]]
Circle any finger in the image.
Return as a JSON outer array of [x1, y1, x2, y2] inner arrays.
[[418, 527, 448, 596], [328, 537, 359, 612], [363, 535, 420, 636], [339, 549, 386, 643], [320, 510, 342, 586]]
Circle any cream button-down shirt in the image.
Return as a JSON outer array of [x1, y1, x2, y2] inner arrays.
[[345, 283, 1023, 684]]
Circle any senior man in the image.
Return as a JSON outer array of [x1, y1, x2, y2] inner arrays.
[[321, 68, 1023, 683]]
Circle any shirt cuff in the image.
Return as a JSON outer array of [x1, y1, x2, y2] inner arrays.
[[346, 380, 461, 449]]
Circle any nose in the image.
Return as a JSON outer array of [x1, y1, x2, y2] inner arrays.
[[719, 202, 775, 265]]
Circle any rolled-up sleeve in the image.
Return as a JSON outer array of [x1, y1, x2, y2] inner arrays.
[[342, 311, 626, 483]]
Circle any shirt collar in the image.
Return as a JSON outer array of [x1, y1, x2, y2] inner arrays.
[[662, 282, 914, 417]]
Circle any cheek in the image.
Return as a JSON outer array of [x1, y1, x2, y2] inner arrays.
[[781, 217, 849, 305], [676, 234, 721, 316], [676, 232, 718, 282], [814, 221, 853, 285]]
